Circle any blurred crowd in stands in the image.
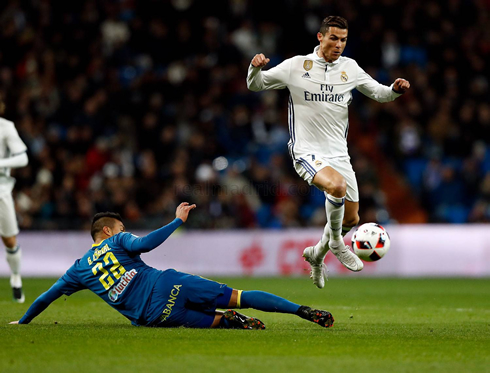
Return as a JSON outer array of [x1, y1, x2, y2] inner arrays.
[[1, 0, 489, 230]]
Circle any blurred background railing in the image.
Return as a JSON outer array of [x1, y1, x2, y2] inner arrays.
[[3, 226, 489, 277]]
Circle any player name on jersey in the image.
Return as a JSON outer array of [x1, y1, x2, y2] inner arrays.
[[88, 244, 111, 265]]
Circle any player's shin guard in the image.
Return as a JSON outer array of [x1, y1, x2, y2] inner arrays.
[[6, 245, 22, 288], [239, 291, 300, 314]]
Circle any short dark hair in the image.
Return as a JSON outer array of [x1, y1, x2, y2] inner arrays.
[[0, 100, 5, 116], [90, 212, 123, 241], [319, 16, 348, 35]]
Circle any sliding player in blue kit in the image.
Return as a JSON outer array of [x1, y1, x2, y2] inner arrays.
[[10, 203, 334, 329]]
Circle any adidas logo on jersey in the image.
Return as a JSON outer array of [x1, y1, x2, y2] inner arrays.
[[302, 72, 311, 78]]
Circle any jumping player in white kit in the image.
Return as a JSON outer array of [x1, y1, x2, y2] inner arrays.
[[246, 16, 410, 288], [0, 100, 28, 302]]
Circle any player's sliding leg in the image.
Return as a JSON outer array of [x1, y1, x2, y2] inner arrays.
[[215, 289, 334, 329], [211, 289, 266, 329], [3, 236, 24, 303], [152, 278, 333, 329]]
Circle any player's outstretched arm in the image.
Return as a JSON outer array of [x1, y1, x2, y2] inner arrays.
[[123, 202, 196, 253], [10, 282, 65, 325]]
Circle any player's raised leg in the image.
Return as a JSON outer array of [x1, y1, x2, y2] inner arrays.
[[305, 167, 362, 284], [311, 198, 360, 257], [304, 198, 361, 287]]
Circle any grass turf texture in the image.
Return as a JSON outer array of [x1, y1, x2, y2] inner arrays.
[[1, 277, 489, 373]]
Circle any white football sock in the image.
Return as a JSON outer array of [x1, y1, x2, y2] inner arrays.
[[314, 224, 330, 258], [315, 226, 353, 258], [6, 246, 22, 288], [313, 194, 346, 258], [326, 194, 345, 242]]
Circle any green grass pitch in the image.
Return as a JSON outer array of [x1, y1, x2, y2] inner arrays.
[[1, 277, 489, 372]]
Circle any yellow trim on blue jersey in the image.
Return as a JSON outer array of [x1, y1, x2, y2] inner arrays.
[[236, 290, 243, 308], [92, 239, 106, 247]]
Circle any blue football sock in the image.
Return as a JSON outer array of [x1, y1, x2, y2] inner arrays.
[[239, 291, 300, 314]]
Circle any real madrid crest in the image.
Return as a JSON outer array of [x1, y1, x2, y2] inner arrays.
[[315, 160, 323, 167], [303, 60, 313, 71], [340, 71, 348, 82]]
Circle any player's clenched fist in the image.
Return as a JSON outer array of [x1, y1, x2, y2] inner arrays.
[[393, 78, 410, 94], [251, 54, 270, 68], [175, 202, 196, 222]]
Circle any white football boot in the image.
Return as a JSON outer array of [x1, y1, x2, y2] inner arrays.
[[329, 239, 364, 272], [303, 246, 328, 289]]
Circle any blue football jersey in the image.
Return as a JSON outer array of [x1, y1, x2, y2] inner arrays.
[[18, 218, 184, 326], [55, 232, 167, 326]]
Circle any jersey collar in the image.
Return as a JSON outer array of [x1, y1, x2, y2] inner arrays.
[[92, 239, 106, 247], [308, 46, 341, 66]]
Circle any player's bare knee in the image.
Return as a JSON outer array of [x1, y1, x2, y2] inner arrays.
[[329, 179, 347, 198], [2, 236, 17, 248]]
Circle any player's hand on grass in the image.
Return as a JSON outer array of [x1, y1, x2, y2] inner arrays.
[[9, 321, 19, 324], [251, 53, 270, 68], [393, 78, 410, 94], [176, 202, 196, 223]]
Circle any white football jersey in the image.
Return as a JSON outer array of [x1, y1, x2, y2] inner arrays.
[[0, 117, 27, 195], [247, 46, 401, 159]]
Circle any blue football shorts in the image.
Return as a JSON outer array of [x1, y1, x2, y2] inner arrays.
[[150, 269, 233, 328]]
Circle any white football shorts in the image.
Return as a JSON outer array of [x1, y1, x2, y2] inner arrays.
[[0, 193, 19, 237], [293, 154, 359, 202]]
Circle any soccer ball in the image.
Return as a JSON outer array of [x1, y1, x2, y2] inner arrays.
[[352, 223, 391, 262]]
